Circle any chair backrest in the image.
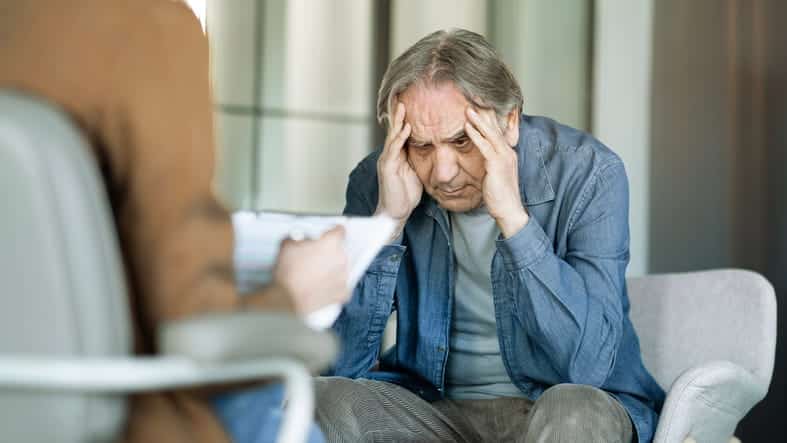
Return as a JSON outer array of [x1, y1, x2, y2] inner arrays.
[[0, 92, 132, 442], [627, 269, 777, 391]]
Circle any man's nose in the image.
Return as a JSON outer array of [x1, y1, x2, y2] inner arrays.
[[432, 145, 459, 185]]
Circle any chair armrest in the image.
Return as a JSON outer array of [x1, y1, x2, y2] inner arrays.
[[158, 311, 338, 372], [654, 360, 768, 443], [0, 356, 308, 392], [0, 312, 337, 392], [0, 312, 332, 443], [0, 357, 316, 443], [684, 438, 740, 443]]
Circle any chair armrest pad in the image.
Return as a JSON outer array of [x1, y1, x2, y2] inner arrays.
[[654, 360, 768, 443], [159, 311, 337, 372]]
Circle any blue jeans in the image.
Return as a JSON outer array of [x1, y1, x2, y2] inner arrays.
[[211, 384, 325, 443]]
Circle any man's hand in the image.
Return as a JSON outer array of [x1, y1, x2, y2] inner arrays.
[[465, 106, 529, 238], [272, 226, 350, 315], [375, 101, 422, 241]]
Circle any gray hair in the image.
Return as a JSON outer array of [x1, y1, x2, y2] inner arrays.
[[377, 28, 523, 128]]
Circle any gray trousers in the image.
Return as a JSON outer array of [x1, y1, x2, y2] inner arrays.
[[313, 377, 633, 443]]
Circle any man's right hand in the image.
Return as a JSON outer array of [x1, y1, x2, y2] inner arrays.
[[271, 226, 350, 315], [375, 101, 422, 241]]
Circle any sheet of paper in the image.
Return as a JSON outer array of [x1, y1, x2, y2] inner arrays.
[[232, 211, 396, 329]]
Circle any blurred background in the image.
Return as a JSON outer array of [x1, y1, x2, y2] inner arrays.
[[187, 0, 785, 439]]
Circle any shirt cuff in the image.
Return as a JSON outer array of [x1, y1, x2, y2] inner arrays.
[[367, 244, 407, 275], [496, 216, 550, 271]]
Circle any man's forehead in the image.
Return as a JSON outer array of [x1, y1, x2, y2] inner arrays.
[[400, 83, 468, 115], [400, 83, 469, 140]]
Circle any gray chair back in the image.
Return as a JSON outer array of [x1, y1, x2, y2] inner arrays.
[[0, 92, 132, 442], [627, 269, 777, 391]]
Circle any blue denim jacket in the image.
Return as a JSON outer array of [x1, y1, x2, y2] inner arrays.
[[330, 114, 665, 442]]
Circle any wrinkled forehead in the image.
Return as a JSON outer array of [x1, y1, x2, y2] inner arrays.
[[399, 81, 469, 140]]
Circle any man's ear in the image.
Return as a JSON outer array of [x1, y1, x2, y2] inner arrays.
[[503, 107, 520, 147]]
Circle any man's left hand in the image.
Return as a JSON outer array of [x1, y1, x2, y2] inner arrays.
[[465, 106, 529, 238]]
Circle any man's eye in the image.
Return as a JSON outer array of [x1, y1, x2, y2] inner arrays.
[[410, 143, 432, 151], [454, 138, 471, 149]]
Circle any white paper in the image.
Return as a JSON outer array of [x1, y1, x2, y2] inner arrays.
[[232, 211, 396, 329]]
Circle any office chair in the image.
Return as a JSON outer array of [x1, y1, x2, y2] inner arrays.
[[0, 91, 334, 443]]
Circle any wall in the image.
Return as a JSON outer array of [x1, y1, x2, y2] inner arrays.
[[738, 0, 787, 438], [208, 0, 376, 213], [648, 0, 786, 438], [649, 0, 738, 273], [491, 0, 591, 132], [592, 0, 654, 277], [390, 0, 488, 58]]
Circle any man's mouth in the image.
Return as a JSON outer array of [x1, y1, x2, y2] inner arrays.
[[440, 186, 465, 196]]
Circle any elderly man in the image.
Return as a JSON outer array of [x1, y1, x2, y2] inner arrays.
[[315, 29, 665, 442]]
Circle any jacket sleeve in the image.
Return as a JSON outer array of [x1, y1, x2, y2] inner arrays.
[[496, 161, 629, 387], [327, 162, 404, 377]]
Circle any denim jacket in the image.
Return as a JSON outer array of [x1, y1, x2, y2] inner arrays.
[[329, 114, 665, 442]]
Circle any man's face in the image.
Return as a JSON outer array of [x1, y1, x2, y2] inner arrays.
[[399, 82, 486, 213]]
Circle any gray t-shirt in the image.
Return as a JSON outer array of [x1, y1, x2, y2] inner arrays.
[[445, 206, 525, 399]]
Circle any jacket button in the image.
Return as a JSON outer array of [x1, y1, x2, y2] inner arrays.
[[437, 346, 446, 352], [389, 254, 399, 262]]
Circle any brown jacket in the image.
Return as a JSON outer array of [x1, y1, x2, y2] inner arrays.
[[0, 1, 289, 441]]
